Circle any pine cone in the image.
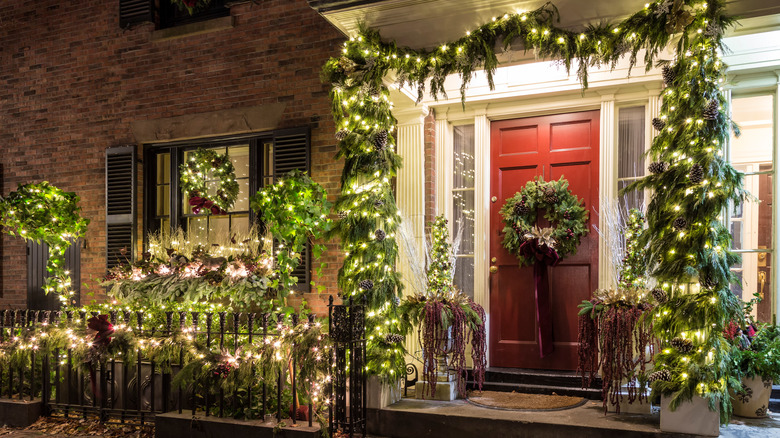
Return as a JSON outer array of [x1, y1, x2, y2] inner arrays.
[[384, 333, 405, 344], [513, 202, 530, 216], [375, 229, 386, 241], [543, 187, 558, 204], [652, 117, 666, 131], [689, 164, 704, 184], [374, 130, 388, 151], [703, 100, 719, 121], [358, 279, 374, 290], [374, 199, 384, 209], [338, 211, 348, 220], [651, 288, 668, 304], [335, 129, 349, 141], [699, 275, 718, 290], [648, 161, 668, 175], [673, 216, 687, 230], [671, 337, 694, 353], [648, 369, 671, 382], [662, 65, 676, 85]]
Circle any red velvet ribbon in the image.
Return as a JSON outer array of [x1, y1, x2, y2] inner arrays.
[[189, 196, 227, 215], [519, 239, 560, 358]]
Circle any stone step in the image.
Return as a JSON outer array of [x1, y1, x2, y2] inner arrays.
[[368, 398, 671, 438], [468, 380, 602, 400]]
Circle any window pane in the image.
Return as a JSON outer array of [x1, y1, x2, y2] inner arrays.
[[157, 153, 170, 184], [453, 189, 474, 255], [156, 185, 170, 216], [188, 216, 208, 242], [618, 179, 644, 213], [618, 106, 645, 179], [731, 95, 774, 169], [454, 256, 474, 299], [730, 252, 773, 323], [730, 173, 772, 251], [453, 125, 475, 189], [209, 215, 230, 241], [229, 145, 250, 179], [235, 178, 250, 211]]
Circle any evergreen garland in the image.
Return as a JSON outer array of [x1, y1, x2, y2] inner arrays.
[[322, 1, 744, 408]]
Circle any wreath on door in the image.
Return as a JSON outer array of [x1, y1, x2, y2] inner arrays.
[[500, 176, 589, 266], [499, 176, 588, 357]]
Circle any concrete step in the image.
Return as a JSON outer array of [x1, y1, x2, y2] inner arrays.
[[468, 380, 602, 400], [368, 399, 677, 438]]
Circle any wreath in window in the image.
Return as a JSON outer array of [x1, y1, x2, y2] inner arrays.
[[179, 148, 239, 215], [500, 176, 589, 266]]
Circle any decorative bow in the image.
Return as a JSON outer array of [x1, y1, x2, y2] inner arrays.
[[87, 314, 114, 348], [189, 196, 227, 215], [524, 226, 557, 249]]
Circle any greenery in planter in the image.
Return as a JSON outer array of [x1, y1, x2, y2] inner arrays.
[[0, 181, 89, 305], [323, 0, 745, 418], [398, 216, 486, 398], [728, 323, 780, 383], [102, 226, 275, 310], [578, 208, 656, 413], [170, 0, 213, 15]]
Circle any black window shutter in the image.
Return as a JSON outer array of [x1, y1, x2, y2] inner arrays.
[[106, 146, 136, 270], [273, 128, 311, 290], [27, 239, 81, 309], [119, 0, 154, 28]]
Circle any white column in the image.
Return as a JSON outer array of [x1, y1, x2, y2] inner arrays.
[[395, 105, 429, 361], [598, 96, 616, 290], [774, 73, 780, 322], [473, 109, 490, 315]]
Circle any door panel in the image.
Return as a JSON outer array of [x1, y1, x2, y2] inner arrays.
[[490, 110, 599, 370]]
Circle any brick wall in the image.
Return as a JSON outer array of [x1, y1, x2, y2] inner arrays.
[[0, 0, 345, 314]]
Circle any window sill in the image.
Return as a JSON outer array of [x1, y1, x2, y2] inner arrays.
[[151, 15, 234, 42]]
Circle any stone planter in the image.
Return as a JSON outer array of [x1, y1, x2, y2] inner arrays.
[[366, 376, 402, 409], [731, 376, 773, 418], [660, 395, 719, 437]]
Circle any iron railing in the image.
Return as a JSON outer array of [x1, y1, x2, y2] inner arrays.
[[0, 307, 349, 428]]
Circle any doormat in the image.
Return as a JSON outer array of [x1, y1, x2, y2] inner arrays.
[[467, 390, 586, 411]]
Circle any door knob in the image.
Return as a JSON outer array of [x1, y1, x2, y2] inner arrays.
[[489, 266, 498, 274], [491, 257, 497, 263]]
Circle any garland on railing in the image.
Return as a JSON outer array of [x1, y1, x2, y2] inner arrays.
[[0, 308, 331, 424], [324, 0, 744, 416], [0, 181, 89, 305]]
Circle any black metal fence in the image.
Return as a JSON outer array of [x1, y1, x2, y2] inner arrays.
[[329, 296, 366, 437], [0, 304, 365, 432]]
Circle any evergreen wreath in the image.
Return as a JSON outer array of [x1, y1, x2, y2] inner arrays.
[[179, 148, 239, 215], [500, 177, 588, 266]]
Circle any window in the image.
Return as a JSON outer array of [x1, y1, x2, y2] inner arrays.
[[158, 0, 229, 30], [729, 94, 774, 322], [143, 128, 310, 287], [119, 0, 229, 30], [452, 124, 475, 299], [147, 137, 268, 240], [617, 106, 646, 212]]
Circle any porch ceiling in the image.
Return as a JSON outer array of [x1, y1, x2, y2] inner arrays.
[[308, 0, 780, 50]]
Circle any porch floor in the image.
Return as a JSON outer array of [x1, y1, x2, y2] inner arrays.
[[368, 398, 780, 438]]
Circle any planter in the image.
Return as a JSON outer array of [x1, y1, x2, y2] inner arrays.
[[660, 395, 719, 437], [731, 376, 773, 418], [366, 376, 402, 409]]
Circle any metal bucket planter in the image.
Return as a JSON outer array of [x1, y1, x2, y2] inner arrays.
[[731, 376, 773, 418]]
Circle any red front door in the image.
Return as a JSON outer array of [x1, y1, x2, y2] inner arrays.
[[489, 110, 599, 370]]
